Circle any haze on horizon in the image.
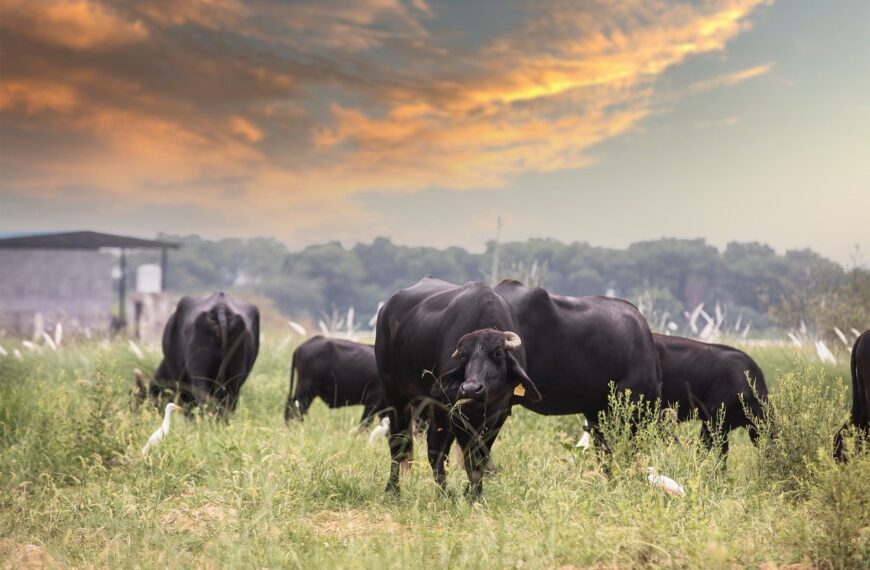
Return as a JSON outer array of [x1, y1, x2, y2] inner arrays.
[[1, 0, 868, 264]]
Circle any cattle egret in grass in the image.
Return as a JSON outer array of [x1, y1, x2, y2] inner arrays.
[[288, 321, 307, 337], [0, 345, 6, 357], [368, 417, 390, 444], [13, 349, 23, 361], [54, 323, 63, 347], [575, 419, 591, 451], [646, 467, 686, 497], [142, 403, 182, 454], [22, 340, 36, 352]]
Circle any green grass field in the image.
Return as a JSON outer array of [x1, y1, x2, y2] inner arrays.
[[1, 340, 868, 569]]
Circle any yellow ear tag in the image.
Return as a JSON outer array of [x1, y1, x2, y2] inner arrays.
[[513, 384, 526, 397]]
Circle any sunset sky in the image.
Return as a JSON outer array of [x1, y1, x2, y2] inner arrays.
[[1, 0, 868, 263]]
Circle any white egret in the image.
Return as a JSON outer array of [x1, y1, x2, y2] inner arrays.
[[368, 417, 390, 444], [142, 403, 183, 454], [646, 467, 686, 497]]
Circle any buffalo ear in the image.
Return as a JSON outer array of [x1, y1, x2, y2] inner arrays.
[[506, 353, 542, 402]]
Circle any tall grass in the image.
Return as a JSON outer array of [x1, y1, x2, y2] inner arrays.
[[0, 342, 866, 568]]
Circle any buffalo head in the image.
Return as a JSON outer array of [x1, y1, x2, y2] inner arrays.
[[446, 329, 541, 407]]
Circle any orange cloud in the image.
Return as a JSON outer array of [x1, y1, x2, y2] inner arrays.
[[0, 0, 773, 241], [0, 0, 148, 50], [0, 81, 79, 115], [312, 0, 773, 191], [230, 116, 264, 143], [690, 63, 775, 93]]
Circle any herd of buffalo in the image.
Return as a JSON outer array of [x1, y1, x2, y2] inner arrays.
[[133, 280, 870, 498]]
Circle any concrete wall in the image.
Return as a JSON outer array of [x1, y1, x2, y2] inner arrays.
[[0, 249, 113, 335]]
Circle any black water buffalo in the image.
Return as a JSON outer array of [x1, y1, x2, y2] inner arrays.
[[654, 334, 768, 455], [375, 277, 540, 498], [284, 336, 384, 426], [134, 292, 259, 415], [834, 329, 870, 461], [494, 280, 661, 447]]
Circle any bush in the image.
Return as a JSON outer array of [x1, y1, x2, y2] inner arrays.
[[748, 359, 849, 494], [805, 452, 870, 568]]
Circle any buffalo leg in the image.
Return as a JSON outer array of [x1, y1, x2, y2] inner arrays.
[[454, 414, 506, 500], [218, 360, 250, 415], [146, 360, 175, 410], [359, 393, 382, 427], [285, 373, 314, 421], [385, 404, 414, 495], [427, 409, 455, 491], [455, 432, 490, 501], [185, 361, 217, 409], [590, 425, 613, 455], [700, 423, 730, 458], [294, 394, 314, 418]]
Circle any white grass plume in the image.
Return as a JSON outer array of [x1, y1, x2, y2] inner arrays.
[[128, 340, 145, 360], [42, 332, 58, 352], [288, 321, 307, 337], [54, 323, 63, 347], [833, 327, 850, 348], [815, 340, 836, 364]]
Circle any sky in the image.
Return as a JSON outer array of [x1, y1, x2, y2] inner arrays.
[[1, 0, 868, 263]]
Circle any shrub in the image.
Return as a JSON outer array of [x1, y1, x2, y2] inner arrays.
[[748, 359, 849, 494]]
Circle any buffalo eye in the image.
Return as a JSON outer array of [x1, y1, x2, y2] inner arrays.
[[492, 348, 505, 359], [458, 351, 468, 361]]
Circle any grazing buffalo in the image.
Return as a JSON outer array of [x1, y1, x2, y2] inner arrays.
[[834, 329, 870, 461], [494, 280, 661, 448], [134, 292, 259, 415], [654, 334, 769, 455], [375, 277, 540, 498], [284, 336, 384, 426]]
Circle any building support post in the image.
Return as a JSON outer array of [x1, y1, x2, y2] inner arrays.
[[119, 248, 127, 332]]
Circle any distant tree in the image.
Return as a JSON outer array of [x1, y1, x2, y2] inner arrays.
[[123, 233, 848, 328]]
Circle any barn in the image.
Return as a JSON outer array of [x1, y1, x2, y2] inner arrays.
[[0, 231, 178, 337]]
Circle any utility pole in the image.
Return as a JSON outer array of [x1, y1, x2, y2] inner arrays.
[[490, 216, 502, 286]]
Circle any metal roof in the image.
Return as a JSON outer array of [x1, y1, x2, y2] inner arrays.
[[0, 231, 179, 250]]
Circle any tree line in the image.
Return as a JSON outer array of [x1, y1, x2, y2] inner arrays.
[[126, 234, 864, 335]]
